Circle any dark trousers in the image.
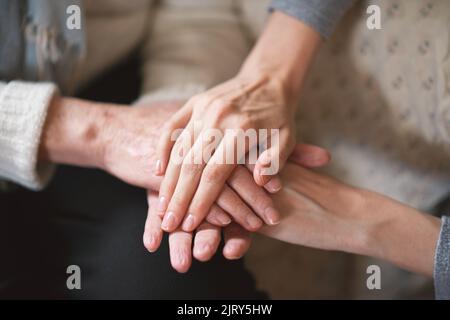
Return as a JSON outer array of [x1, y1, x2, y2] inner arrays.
[[0, 166, 265, 299]]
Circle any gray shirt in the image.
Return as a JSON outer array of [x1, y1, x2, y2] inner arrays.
[[435, 216, 450, 299], [269, 0, 356, 38], [269, 0, 450, 300]]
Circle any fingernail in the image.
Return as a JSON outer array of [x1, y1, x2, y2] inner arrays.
[[217, 214, 231, 226], [157, 196, 167, 213], [161, 211, 177, 231], [154, 160, 162, 175], [246, 215, 263, 230], [182, 214, 196, 231], [265, 178, 282, 193], [264, 207, 280, 225]]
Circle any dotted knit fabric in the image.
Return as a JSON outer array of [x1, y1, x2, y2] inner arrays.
[[297, 0, 450, 211]]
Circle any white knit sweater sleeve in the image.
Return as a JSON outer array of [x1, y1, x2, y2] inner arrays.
[[137, 0, 250, 105], [0, 81, 57, 190]]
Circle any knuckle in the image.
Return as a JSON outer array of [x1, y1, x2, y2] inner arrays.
[[166, 129, 182, 146], [172, 139, 189, 159], [191, 94, 211, 112], [168, 196, 185, 211], [234, 201, 250, 217], [227, 168, 241, 184], [251, 193, 271, 211], [210, 99, 233, 121], [238, 112, 255, 130], [181, 162, 203, 176], [189, 94, 203, 106], [162, 121, 178, 136], [193, 203, 207, 216], [217, 99, 233, 111], [193, 93, 210, 104], [158, 180, 170, 196], [170, 142, 182, 159], [171, 134, 186, 148], [202, 167, 222, 184], [212, 98, 232, 109], [163, 120, 175, 130]]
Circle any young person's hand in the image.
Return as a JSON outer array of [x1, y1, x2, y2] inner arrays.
[[154, 12, 322, 234], [261, 164, 441, 277]]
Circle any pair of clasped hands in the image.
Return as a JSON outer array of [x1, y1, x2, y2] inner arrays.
[[142, 73, 331, 272]]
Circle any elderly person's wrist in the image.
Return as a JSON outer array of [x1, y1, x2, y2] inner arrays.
[[39, 96, 114, 169]]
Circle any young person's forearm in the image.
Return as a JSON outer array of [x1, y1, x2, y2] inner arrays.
[[263, 164, 441, 278], [239, 11, 322, 106], [359, 192, 441, 277]]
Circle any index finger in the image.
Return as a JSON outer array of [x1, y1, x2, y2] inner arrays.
[[181, 133, 238, 232]]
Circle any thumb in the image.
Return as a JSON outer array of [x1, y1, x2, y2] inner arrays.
[[253, 130, 294, 187]]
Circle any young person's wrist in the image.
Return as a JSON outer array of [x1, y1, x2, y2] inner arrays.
[[352, 191, 441, 277], [238, 11, 322, 110]]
